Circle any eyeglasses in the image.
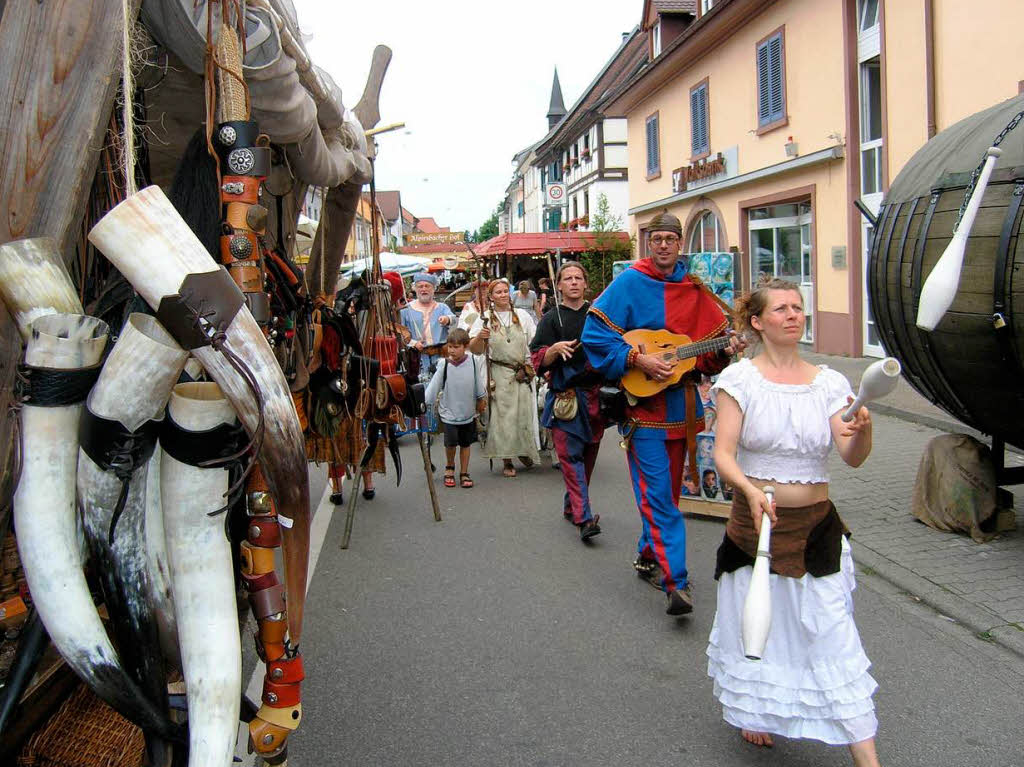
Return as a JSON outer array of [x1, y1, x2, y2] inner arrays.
[[648, 235, 680, 246]]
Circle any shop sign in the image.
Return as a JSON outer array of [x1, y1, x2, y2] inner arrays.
[[672, 153, 727, 194], [407, 231, 465, 244]]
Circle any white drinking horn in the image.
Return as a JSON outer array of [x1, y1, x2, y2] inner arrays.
[[0, 237, 83, 341], [77, 313, 188, 730], [161, 382, 242, 767], [144, 445, 181, 668], [917, 147, 1002, 331], [15, 314, 180, 738], [88, 185, 310, 644], [842, 357, 902, 421], [742, 485, 774, 661]]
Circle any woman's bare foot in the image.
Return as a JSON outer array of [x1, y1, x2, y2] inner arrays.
[[741, 730, 774, 747]]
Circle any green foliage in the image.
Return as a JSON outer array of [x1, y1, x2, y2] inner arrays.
[[476, 204, 501, 243], [577, 193, 634, 294]]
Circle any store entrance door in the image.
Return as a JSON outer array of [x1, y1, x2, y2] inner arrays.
[[748, 202, 814, 343]]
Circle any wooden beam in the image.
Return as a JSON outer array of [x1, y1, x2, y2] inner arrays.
[[0, 0, 139, 256]]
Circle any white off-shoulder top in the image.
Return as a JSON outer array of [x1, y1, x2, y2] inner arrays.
[[710, 357, 854, 484]]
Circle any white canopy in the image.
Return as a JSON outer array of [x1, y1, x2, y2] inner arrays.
[[339, 253, 431, 278]]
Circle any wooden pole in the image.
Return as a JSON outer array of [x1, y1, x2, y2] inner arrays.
[[418, 428, 442, 522]]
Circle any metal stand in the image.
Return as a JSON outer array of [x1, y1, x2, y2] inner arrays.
[[992, 435, 1024, 486]]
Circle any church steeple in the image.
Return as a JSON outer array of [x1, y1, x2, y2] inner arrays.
[[546, 68, 567, 130]]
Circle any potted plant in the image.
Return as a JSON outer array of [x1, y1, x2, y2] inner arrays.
[[559, 222, 568, 231], [579, 214, 590, 228], [581, 148, 591, 161]]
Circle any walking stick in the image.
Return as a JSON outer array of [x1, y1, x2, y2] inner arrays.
[[463, 240, 493, 471], [340, 469, 361, 550], [418, 427, 442, 521]]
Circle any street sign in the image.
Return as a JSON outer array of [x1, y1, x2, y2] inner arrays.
[[545, 183, 566, 207]]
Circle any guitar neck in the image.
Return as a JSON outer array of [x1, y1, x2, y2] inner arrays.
[[676, 335, 731, 361]]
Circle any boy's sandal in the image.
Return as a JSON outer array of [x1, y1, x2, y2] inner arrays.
[[443, 465, 456, 488], [502, 463, 517, 478], [460, 473, 474, 488]]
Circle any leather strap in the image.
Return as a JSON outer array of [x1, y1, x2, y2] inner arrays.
[[78, 410, 159, 474], [252, 702, 302, 731], [245, 291, 271, 324], [160, 415, 245, 468], [226, 202, 268, 234], [155, 269, 244, 351], [248, 517, 282, 547], [226, 264, 265, 293], [248, 583, 286, 620], [220, 231, 260, 263], [241, 541, 276, 575], [242, 570, 279, 592], [225, 145, 271, 178], [263, 678, 301, 707], [249, 717, 292, 757], [214, 120, 260, 158], [257, 640, 287, 663], [247, 490, 276, 516], [19, 363, 102, 407], [221, 175, 261, 204], [267, 655, 305, 684]]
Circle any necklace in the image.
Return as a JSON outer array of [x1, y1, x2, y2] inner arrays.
[[490, 307, 514, 341]]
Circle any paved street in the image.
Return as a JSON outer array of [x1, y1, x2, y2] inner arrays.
[[276, 411, 1024, 767]]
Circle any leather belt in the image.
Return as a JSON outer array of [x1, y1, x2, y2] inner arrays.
[[241, 541, 276, 574], [226, 202, 268, 234], [226, 264, 265, 294], [263, 678, 301, 707], [245, 291, 271, 324], [249, 583, 286, 620], [220, 230, 260, 263], [214, 120, 261, 160], [267, 655, 304, 684], [221, 175, 261, 204], [248, 516, 282, 547], [225, 145, 271, 178], [242, 570, 279, 592]]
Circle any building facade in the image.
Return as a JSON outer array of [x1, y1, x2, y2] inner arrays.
[[610, 0, 1024, 356]]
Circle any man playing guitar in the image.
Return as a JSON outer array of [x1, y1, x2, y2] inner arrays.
[[582, 212, 745, 616]]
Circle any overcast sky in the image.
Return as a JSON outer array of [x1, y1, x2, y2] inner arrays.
[[301, 0, 641, 234]]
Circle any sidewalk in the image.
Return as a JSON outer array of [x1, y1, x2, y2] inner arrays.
[[808, 352, 1024, 657]]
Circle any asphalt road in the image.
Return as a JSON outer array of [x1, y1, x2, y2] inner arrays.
[[286, 434, 1024, 767]]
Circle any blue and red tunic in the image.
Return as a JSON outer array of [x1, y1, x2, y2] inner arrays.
[[582, 257, 729, 441]]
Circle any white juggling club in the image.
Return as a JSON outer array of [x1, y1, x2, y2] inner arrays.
[[842, 357, 902, 422], [916, 146, 1001, 331], [741, 485, 774, 661]]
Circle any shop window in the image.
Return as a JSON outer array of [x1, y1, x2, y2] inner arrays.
[[645, 112, 660, 178], [756, 31, 785, 130], [687, 210, 722, 253], [690, 81, 709, 158], [748, 202, 813, 342]]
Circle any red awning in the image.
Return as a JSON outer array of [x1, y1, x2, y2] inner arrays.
[[471, 231, 629, 257]]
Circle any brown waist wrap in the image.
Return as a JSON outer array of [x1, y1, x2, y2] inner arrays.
[[716, 494, 850, 579]]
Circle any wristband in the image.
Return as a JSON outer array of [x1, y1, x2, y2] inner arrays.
[[627, 348, 639, 368]]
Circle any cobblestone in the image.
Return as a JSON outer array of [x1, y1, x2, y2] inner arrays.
[[832, 409, 1024, 638]]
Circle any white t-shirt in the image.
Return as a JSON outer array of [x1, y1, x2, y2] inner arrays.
[[711, 357, 854, 484]]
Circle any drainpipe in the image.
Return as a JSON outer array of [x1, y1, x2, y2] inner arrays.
[[924, 0, 936, 138]]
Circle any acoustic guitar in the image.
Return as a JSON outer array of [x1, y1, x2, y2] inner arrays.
[[620, 328, 732, 398]]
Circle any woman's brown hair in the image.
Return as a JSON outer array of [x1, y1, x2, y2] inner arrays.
[[733, 276, 802, 339]]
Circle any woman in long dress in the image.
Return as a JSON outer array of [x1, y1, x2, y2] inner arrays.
[[468, 279, 540, 477], [708, 277, 881, 766]]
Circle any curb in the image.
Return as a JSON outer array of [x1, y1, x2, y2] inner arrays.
[[852, 544, 1024, 660]]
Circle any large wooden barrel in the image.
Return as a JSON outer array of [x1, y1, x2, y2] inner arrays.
[[869, 94, 1024, 448]]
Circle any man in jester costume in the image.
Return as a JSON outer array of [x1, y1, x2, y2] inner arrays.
[[582, 212, 745, 615]]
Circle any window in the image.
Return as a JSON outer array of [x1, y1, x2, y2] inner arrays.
[[652, 21, 662, 57], [516, 201, 524, 218], [748, 202, 814, 341], [858, 0, 878, 32], [584, 191, 590, 218], [645, 112, 660, 178], [756, 30, 786, 130], [690, 80, 709, 158], [687, 210, 722, 253], [701, 0, 715, 14], [859, 57, 883, 195]]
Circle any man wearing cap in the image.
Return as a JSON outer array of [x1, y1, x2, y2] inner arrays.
[[400, 271, 455, 378], [582, 211, 745, 617]]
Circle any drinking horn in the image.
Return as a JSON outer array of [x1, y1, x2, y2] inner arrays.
[[161, 382, 243, 767], [77, 312, 188, 751], [145, 446, 181, 667], [89, 185, 311, 644], [13, 314, 179, 738], [0, 237, 83, 341]]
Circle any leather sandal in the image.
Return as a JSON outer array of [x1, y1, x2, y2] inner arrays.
[[460, 473, 474, 488], [502, 461, 517, 478], [443, 465, 456, 488]]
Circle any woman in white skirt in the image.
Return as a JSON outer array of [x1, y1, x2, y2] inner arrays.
[[708, 277, 881, 766]]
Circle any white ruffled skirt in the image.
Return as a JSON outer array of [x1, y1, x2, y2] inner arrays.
[[706, 537, 878, 745]]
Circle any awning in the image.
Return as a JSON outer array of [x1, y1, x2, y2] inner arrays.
[[472, 231, 629, 257], [339, 252, 431, 278]]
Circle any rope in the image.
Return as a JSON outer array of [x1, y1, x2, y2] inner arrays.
[[121, 0, 137, 196]]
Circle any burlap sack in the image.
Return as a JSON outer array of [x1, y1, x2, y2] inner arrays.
[[911, 434, 997, 542]]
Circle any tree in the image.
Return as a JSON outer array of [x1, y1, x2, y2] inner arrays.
[[578, 193, 633, 293], [476, 204, 501, 243]]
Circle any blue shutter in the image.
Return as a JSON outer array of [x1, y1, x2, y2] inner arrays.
[[691, 84, 709, 155], [757, 33, 784, 126], [646, 115, 659, 175]]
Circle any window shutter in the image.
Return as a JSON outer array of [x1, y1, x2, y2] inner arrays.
[[768, 35, 784, 122], [691, 84, 709, 155], [646, 116, 659, 174], [757, 41, 771, 124]]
